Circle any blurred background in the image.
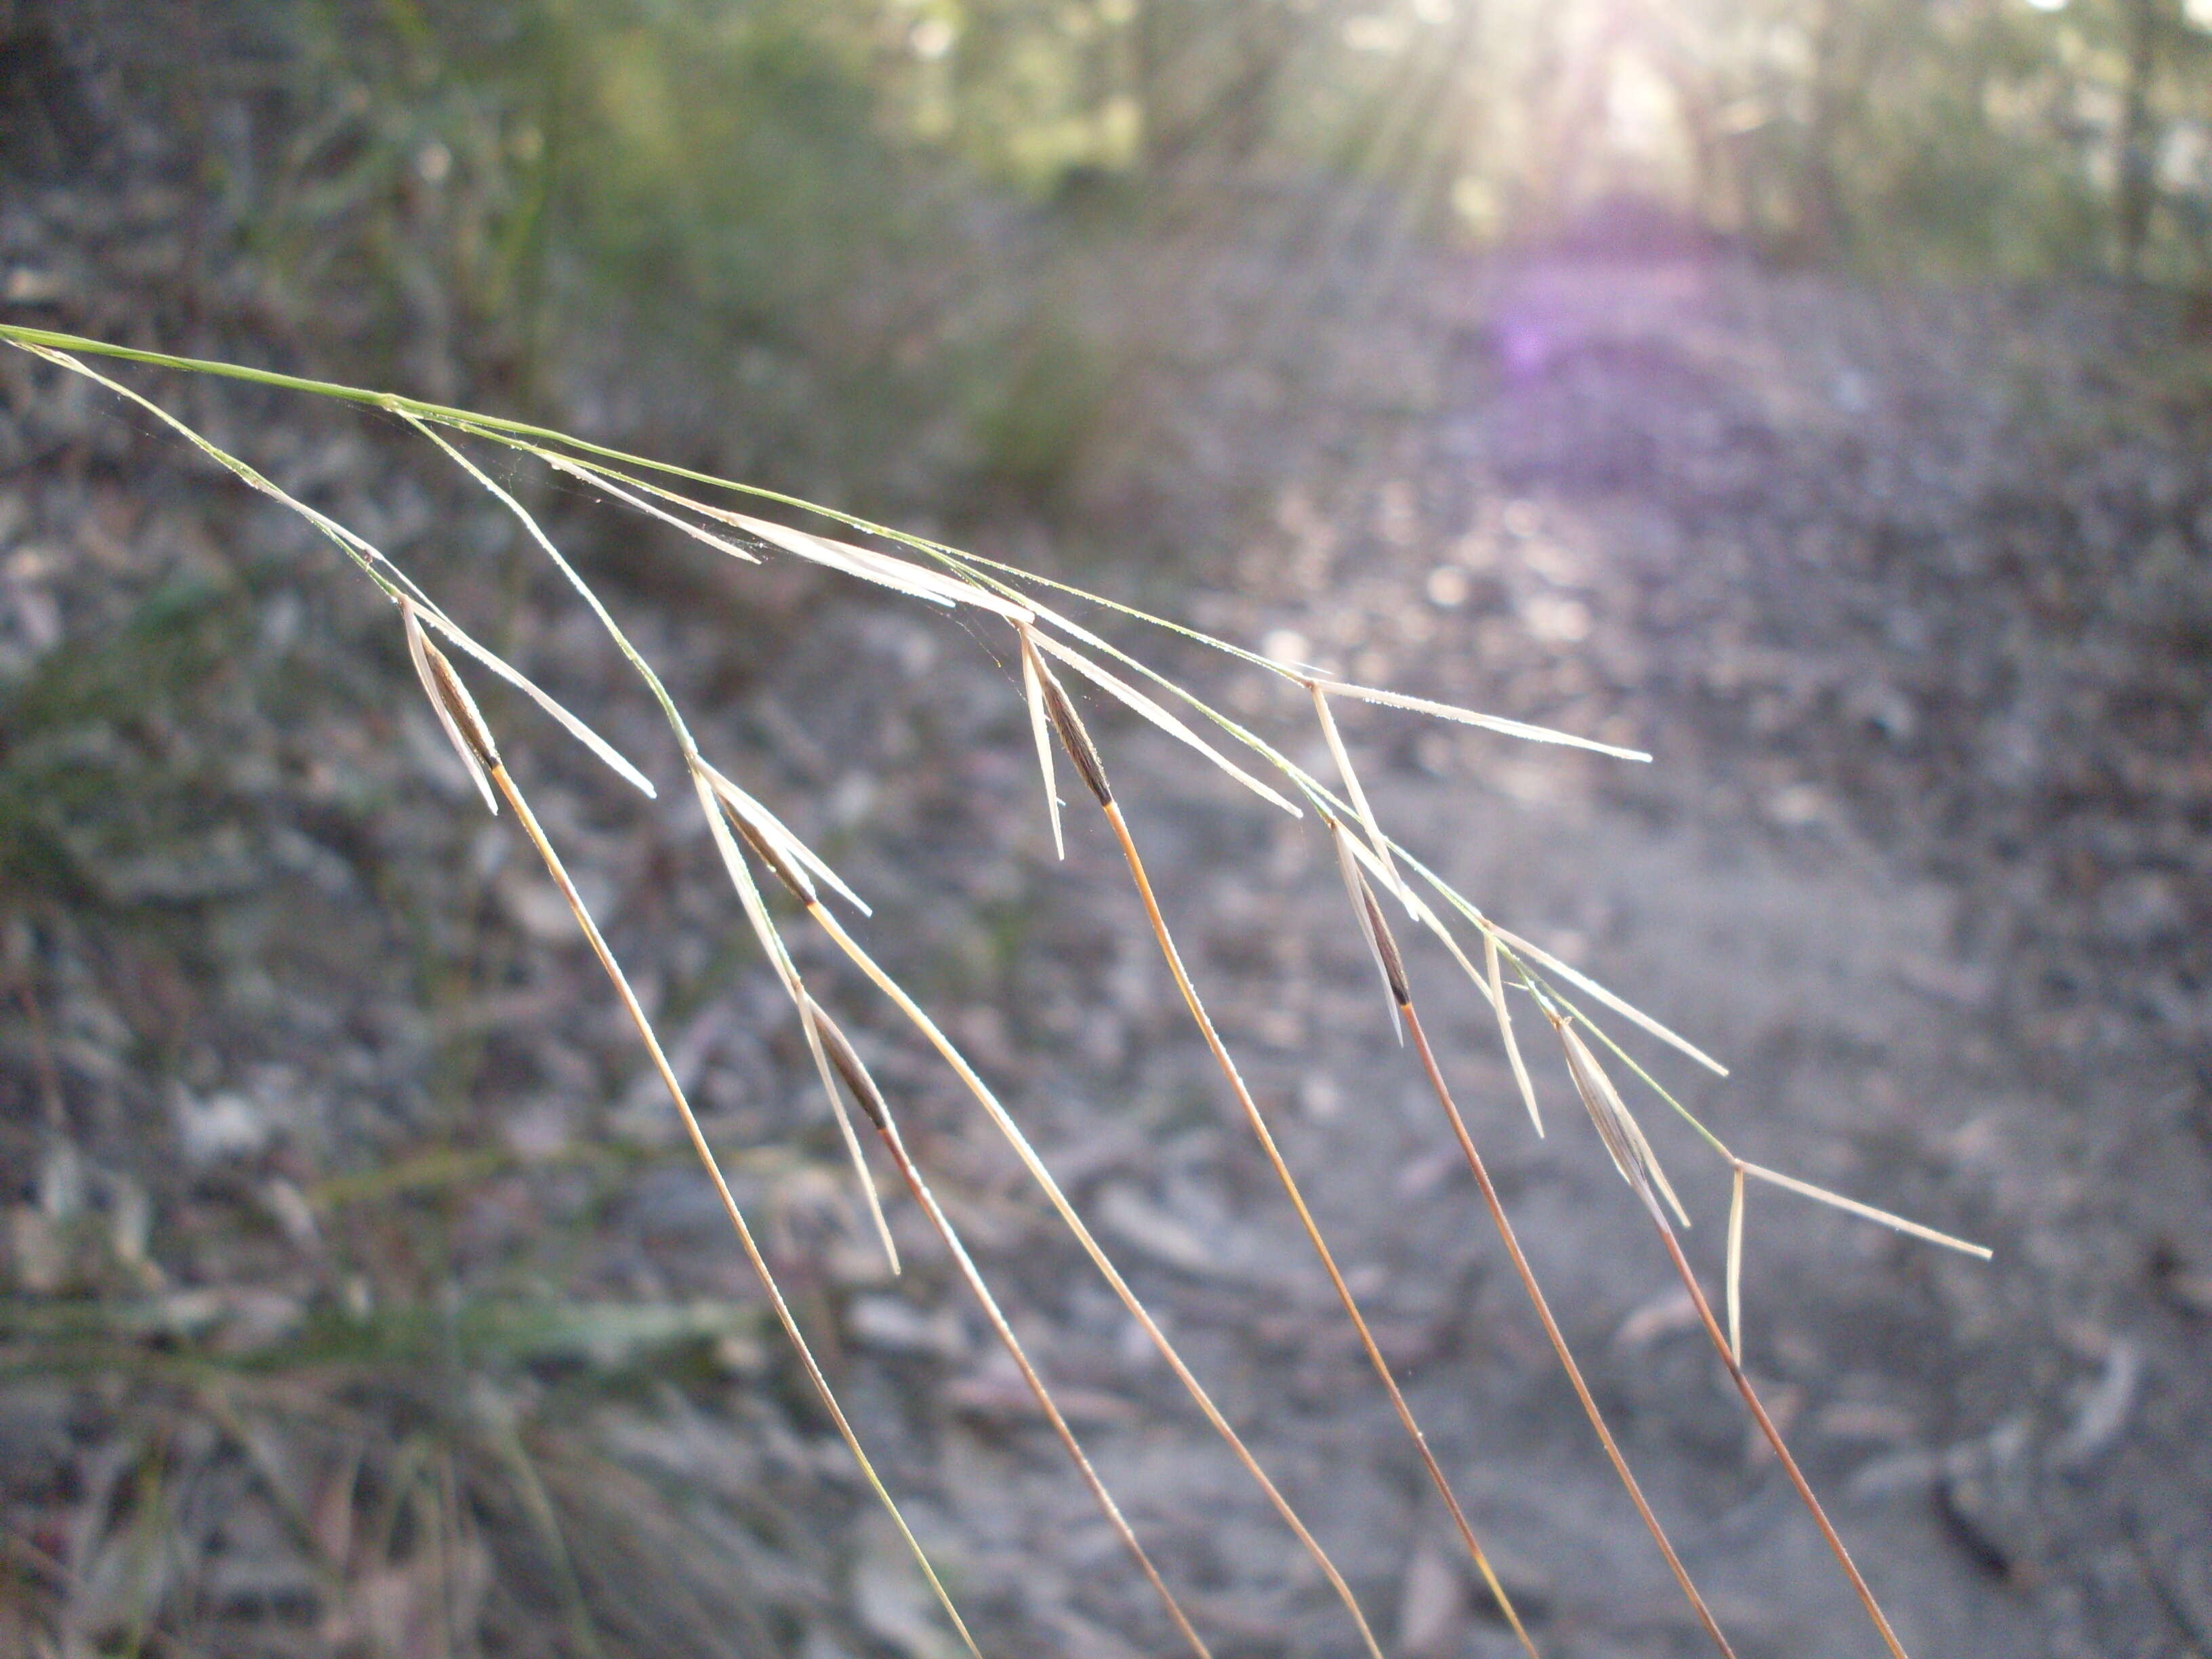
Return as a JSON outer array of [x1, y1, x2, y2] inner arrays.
[[3, 1, 2209, 1654]]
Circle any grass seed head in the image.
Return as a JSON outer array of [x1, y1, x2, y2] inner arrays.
[[1553, 1013, 1645, 1195], [1327, 814, 1407, 1039], [727, 800, 812, 905], [1036, 655, 1113, 808], [402, 596, 500, 813], [1362, 880, 1410, 1006], [1553, 1014, 1692, 1226], [809, 1000, 890, 1134]]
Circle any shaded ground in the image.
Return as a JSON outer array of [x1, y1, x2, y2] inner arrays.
[[5, 155, 2211, 1659]]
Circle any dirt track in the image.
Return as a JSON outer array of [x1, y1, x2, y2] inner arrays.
[[695, 253, 2211, 1657]]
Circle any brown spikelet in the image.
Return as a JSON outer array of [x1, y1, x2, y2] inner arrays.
[[424, 647, 499, 771], [1554, 1013, 1689, 1227], [1327, 815, 1406, 1041], [1359, 876, 1410, 1007], [1035, 654, 1113, 808], [1553, 1012, 1647, 1199], [401, 596, 500, 814], [808, 1000, 890, 1134], [728, 802, 811, 905]]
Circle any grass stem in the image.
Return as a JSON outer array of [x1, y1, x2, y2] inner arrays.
[[1103, 798, 1537, 1657], [802, 902, 1389, 1659], [1401, 1002, 1736, 1658], [852, 1073, 1211, 1658], [487, 762, 981, 1659], [1645, 1204, 1908, 1659]]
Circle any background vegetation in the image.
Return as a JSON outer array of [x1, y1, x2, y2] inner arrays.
[[23, 0, 2212, 501]]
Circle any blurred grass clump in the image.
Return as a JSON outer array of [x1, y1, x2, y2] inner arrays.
[[213, 0, 982, 490]]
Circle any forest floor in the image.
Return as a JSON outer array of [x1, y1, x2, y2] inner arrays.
[[4, 168, 2211, 1659]]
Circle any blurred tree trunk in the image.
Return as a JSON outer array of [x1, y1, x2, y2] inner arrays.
[[1134, 0, 1295, 176], [1134, 0, 1191, 174], [2115, 0, 2167, 279], [1797, 0, 1849, 259]]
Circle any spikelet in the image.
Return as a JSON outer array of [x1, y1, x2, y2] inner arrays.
[[1552, 1012, 1689, 1227], [1326, 814, 1406, 1042], [401, 596, 499, 815]]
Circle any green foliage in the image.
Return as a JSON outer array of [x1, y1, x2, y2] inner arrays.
[[0, 578, 241, 904], [966, 307, 1112, 493]]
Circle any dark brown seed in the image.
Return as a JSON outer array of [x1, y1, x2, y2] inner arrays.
[[810, 1001, 889, 1132], [1037, 661, 1113, 808], [423, 640, 499, 771], [1358, 875, 1411, 1006], [727, 802, 811, 903]]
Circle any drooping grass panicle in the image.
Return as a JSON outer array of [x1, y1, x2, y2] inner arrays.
[[14, 323, 1999, 1659]]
